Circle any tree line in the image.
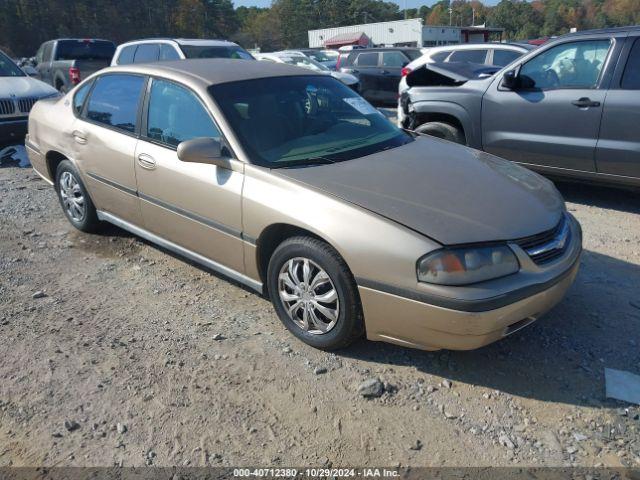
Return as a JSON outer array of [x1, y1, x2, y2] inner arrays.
[[1, 0, 639, 57]]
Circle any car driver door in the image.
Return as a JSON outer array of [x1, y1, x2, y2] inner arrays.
[[482, 38, 614, 173], [134, 77, 245, 273]]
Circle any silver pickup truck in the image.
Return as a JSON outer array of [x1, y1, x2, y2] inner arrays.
[[399, 26, 640, 189], [32, 39, 115, 93]]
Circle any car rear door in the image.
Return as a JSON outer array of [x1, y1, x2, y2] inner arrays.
[[482, 36, 619, 173], [595, 34, 640, 178], [36, 42, 54, 85], [71, 73, 146, 226], [134, 77, 244, 272]]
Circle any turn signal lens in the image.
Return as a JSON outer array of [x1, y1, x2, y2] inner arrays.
[[417, 245, 519, 286]]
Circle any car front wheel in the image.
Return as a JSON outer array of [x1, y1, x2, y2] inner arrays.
[[415, 121, 465, 144], [267, 236, 364, 350]]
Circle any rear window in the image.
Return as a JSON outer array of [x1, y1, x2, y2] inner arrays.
[[404, 50, 422, 61], [55, 40, 115, 61], [621, 38, 640, 90], [448, 49, 488, 64], [180, 45, 253, 60], [493, 49, 522, 67]]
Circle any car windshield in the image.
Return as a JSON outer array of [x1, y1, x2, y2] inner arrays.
[[210, 76, 412, 167], [55, 40, 115, 60], [180, 45, 254, 60], [0, 51, 25, 77], [280, 56, 329, 71]]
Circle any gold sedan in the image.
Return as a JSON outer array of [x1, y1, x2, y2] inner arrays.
[[26, 59, 582, 351]]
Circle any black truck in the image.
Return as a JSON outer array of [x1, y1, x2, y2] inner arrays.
[[32, 39, 115, 93]]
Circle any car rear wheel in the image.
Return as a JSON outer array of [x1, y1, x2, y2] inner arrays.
[[415, 121, 465, 145], [55, 160, 101, 232], [267, 236, 364, 350]]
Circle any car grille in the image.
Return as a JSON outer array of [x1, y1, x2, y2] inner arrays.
[[0, 98, 16, 116], [514, 215, 570, 265], [17, 97, 38, 114]]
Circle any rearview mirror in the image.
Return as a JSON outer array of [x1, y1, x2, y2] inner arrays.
[[501, 69, 520, 90], [177, 137, 228, 168]]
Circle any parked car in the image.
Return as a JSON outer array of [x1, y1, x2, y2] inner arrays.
[[0, 49, 58, 146], [399, 42, 535, 96], [255, 52, 358, 89], [399, 26, 640, 188], [26, 59, 581, 351], [33, 39, 116, 93], [339, 47, 422, 104], [284, 49, 339, 69], [111, 38, 254, 66]]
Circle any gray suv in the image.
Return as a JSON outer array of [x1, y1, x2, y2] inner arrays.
[[399, 27, 640, 188]]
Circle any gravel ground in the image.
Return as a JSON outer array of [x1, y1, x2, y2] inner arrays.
[[0, 160, 639, 468]]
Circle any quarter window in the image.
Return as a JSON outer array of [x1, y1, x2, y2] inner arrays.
[[355, 52, 378, 67], [520, 40, 611, 89], [430, 51, 452, 62], [85, 74, 145, 133], [133, 43, 159, 63], [621, 38, 640, 90], [146, 79, 220, 148], [73, 80, 93, 115], [159, 44, 181, 61], [117, 45, 137, 65]]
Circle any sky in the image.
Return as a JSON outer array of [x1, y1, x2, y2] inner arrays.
[[234, 0, 500, 8]]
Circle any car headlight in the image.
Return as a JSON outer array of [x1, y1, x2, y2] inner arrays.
[[417, 245, 519, 286]]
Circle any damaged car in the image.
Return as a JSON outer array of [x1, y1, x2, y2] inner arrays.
[[27, 59, 581, 352], [399, 27, 640, 188]]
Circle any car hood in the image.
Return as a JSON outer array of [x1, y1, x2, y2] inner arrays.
[[0, 76, 58, 98], [275, 137, 564, 245]]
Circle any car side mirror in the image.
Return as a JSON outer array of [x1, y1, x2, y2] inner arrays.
[[177, 137, 229, 168], [502, 69, 520, 90], [22, 65, 38, 76]]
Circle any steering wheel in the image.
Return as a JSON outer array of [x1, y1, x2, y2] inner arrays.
[[304, 90, 318, 116]]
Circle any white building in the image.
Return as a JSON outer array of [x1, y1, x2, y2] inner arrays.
[[308, 19, 503, 49]]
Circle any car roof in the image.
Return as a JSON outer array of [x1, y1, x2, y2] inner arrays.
[[104, 58, 316, 88], [426, 43, 529, 53], [351, 47, 420, 52], [562, 25, 640, 38], [117, 38, 238, 48]]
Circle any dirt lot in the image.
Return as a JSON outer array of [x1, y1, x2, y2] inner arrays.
[[1, 161, 639, 468]]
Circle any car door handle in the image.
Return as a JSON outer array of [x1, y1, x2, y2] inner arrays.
[[137, 153, 156, 170], [72, 130, 87, 144], [572, 97, 601, 108]]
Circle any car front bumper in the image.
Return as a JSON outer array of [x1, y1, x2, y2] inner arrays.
[[360, 214, 582, 351], [0, 117, 28, 146]]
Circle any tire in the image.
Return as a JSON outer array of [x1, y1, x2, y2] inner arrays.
[[54, 160, 101, 233], [267, 236, 364, 350], [415, 121, 465, 145]]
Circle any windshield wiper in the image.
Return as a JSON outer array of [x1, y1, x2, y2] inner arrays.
[[280, 156, 337, 168]]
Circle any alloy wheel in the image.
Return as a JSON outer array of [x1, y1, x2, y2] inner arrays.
[[59, 171, 85, 222]]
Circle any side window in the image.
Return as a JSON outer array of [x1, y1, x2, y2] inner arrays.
[[448, 49, 488, 64], [73, 80, 93, 116], [520, 39, 611, 89], [355, 52, 379, 67], [431, 50, 452, 62], [133, 43, 159, 63], [493, 49, 521, 67], [382, 51, 409, 67], [146, 78, 220, 148], [117, 45, 137, 65], [159, 44, 181, 61], [621, 38, 640, 90], [42, 43, 53, 62], [85, 74, 145, 133]]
